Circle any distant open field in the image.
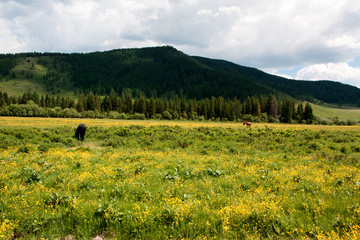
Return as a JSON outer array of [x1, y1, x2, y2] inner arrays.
[[311, 102, 360, 121], [1, 116, 360, 131], [1, 117, 360, 239]]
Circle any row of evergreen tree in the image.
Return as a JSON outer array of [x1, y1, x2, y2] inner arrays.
[[0, 90, 314, 123]]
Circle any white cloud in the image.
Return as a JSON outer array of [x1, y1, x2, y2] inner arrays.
[[0, 0, 360, 87], [296, 63, 360, 88], [264, 68, 295, 80], [0, 18, 27, 52]]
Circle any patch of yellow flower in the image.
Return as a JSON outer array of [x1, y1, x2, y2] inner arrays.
[[317, 225, 360, 240], [0, 219, 18, 239]]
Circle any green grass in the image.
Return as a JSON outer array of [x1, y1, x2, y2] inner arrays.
[[0, 118, 360, 239], [310, 102, 360, 121], [0, 57, 46, 96], [0, 57, 75, 97], [0, 78, 46, 96]]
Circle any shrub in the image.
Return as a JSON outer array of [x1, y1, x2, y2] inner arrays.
[[171, 111, 180, 119], [131, 113, 146, 120], [118, 113, 129, 119], [242, 114, 254, 122], [197, 115, 206, 121], [108, 111, 121, 119], [17, 145, 31, 153], [346, 119, 357, 126], [102, 138, 124, 148], [62, 108, 81, 118], [1, 104, 46, 117], [37, 143, 54, 153], [316, 117, 331, 125], [260, 113, 268, 122], [115, 128, 130, 137], [162, 111, 172, 120]]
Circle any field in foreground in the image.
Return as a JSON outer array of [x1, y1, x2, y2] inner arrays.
[[0, 117, 360, 239]]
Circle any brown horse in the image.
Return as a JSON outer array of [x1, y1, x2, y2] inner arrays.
[[243, 122, 252, 127]]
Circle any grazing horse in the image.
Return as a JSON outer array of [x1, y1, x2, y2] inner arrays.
[[75, 124, 87, 141], [243, 122, 252, 127]]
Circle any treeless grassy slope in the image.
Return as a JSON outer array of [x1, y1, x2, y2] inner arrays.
[[310, 102, 360, 121]]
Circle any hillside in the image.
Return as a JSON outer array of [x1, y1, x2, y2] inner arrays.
[[1, 46, 360, 104], [311, 103, 360, 121]]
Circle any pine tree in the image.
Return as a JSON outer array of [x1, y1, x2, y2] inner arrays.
[[204, 98, 210, 119], [242, 96, 251, 115], [40, 96, 45, 108], [180, 98, 186, 112], [251, 96, 261, 116], [303, 103, 314, 123], [3, 92, 9, 105], [216, 96, 225, 118], [109, 89, 119, 111], [210, 97, 216, 119], [174, 96, 181, 115], [125, 94, 133, 114], [101, 95, 112, 112], [69, 99, 76, 109], [232, 97, 241, 120], [265, 94, 272, 115], [77, 93, 86, 112], [95, 94, 101, 112], [164, 99, 169, 112], [45, 94, 51, 108], [147, 96, 156, 118], [31, 92, 40, 105], [50, 96, 56, 108], [265, 94, 278, 119], [86, 92, 96, 111], [0, 93, 6, 108], [60, 97, 67, 109], [259, 96, 266, 113], [280, 100, 292, 123], [137, 96, 147, 114], [56, 95, 61, 107], [223, 100, 230, 119], [296, 103, 304, 122], [156, 98, 164, 114]]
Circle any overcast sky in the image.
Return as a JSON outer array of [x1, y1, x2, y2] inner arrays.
[[1, 0, 360, 87]]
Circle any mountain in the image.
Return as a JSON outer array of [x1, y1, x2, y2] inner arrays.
[[1, 46, 359, 104]]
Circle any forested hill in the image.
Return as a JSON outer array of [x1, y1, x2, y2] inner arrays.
[[193, 57, 360, 104], [1, 46, 360, 104]]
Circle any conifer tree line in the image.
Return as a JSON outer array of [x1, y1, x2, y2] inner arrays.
[[0, 90, 314, 123]]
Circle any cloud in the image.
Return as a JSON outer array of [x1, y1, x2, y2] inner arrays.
[[0, 18, 26, 52], [296, 62, 360, 88], [0, 0, 167, 52], [0, 0, 360, 87]]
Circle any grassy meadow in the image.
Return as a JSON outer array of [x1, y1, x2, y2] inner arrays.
[[0, 117, 360, 239], [310, 103, 360, 122]]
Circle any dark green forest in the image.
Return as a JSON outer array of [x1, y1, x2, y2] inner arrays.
[[1, 46, 360, 104], [0, 90, 315, 124]]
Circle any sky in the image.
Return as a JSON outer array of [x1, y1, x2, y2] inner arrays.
[[1, 0, 360, 88]]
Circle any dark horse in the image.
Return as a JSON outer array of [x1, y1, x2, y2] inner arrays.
[[75, 124, 87, 141], [243, 122, 252, 127]]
